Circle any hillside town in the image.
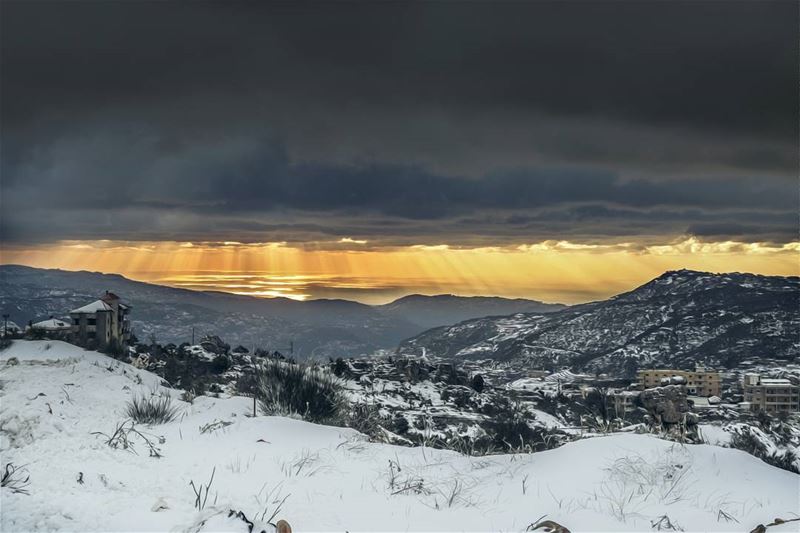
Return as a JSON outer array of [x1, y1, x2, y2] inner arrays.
[[4, 291, 798, 419]]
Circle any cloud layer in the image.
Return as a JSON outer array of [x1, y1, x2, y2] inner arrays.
[[2, 1, 797, 248]]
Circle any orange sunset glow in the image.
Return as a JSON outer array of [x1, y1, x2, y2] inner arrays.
[[2, 238, 797, 304]]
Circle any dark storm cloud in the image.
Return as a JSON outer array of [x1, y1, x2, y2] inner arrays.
[[1, 1, 797, 247]]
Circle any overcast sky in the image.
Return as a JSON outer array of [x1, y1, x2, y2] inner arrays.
[[2, 1, 797, 249]]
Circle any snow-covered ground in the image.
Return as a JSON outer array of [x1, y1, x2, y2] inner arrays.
[[2, 341, 799, 532]]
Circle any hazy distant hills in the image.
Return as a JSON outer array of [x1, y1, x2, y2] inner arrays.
[[398, 269, 800, 372], [0, 265, 563, 359], [376, 294, 565, 330]]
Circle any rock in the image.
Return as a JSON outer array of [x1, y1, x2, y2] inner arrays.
[[639, 384, 689, 425], [132, 353, 150, 369], [200, 335, 230, 355], [435, 363, 463, 385], [394, 357, 429, 383], [440, 385, 475, 408]]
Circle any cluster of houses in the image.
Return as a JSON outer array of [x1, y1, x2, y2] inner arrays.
[[622, 366, 799, 414], [515, 365, 799, 416], [2, 291, 132, 351]]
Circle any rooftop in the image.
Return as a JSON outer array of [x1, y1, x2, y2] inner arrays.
[[31, 318, 70, 329], [759, 378, 793, 386], [69, 300, 113, 314]]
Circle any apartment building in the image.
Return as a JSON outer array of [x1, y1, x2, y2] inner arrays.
[[637, 367, 721, 397], [70, 291, 131, 350], [742, 374, 800, 413]]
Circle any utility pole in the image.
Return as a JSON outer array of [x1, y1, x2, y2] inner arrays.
[[277, 341, 294, 358], [2, 314, 8, 338], [252, 354, 258, 418], [251, 336, 257, 418], [191, 327, 195, 345]]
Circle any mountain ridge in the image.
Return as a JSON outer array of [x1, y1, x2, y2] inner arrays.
[[397, 268, 799, 372], [0, 264, 564, 357]]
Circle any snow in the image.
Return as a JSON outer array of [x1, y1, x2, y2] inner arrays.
[[29, 318, 71, 330], [185, 344, 218, 361], [507, 377, 558, 394], [2, 340, 799, 532], [69, 300, 113, 314], [760, 378, 793, 386], [544, 369, 590, 383], [699, 424, 732, 446]]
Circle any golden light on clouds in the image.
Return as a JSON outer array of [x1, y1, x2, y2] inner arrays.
[[1, 238, 797, 304]]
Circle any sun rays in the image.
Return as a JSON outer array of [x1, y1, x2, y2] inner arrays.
[[2, 238, 797, 304]]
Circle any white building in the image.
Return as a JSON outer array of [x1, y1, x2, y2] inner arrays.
[[742, 373, 800, 413]]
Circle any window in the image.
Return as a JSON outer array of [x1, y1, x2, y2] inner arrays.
[[87, 318, 96, 326]]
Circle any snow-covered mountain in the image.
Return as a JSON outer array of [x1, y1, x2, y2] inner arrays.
[[398, 269, 800, 372], [2, 340, 798, 532], [376, 294, 565, 330]]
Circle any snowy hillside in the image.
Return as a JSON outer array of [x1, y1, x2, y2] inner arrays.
[[376, 294, 565, 330], [399, 269, 800, 372], [2, 341, 798, 532]]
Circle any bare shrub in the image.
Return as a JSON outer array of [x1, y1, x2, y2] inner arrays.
[[126, 393, 180, 425], [226, 453, 259, 474], [254, 482, 291, 524], [1, 463, 30, 494], [386, 457, 430, 496], [589, 446, 695, 523], [190, 467, 216, 510], [280, 449, 325, 478], [256, 359, 347, 424], [199, 419, 233, 435], [651, 514, 683, 531], [180, 389, 196, 404], [436, 479, 465, 508], [729, 427, 800, 474], [347, 401, 384, 436], [91, 419, 165, 457]]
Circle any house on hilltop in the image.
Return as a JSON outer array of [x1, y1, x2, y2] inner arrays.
[[69, 291, 131, 350]]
